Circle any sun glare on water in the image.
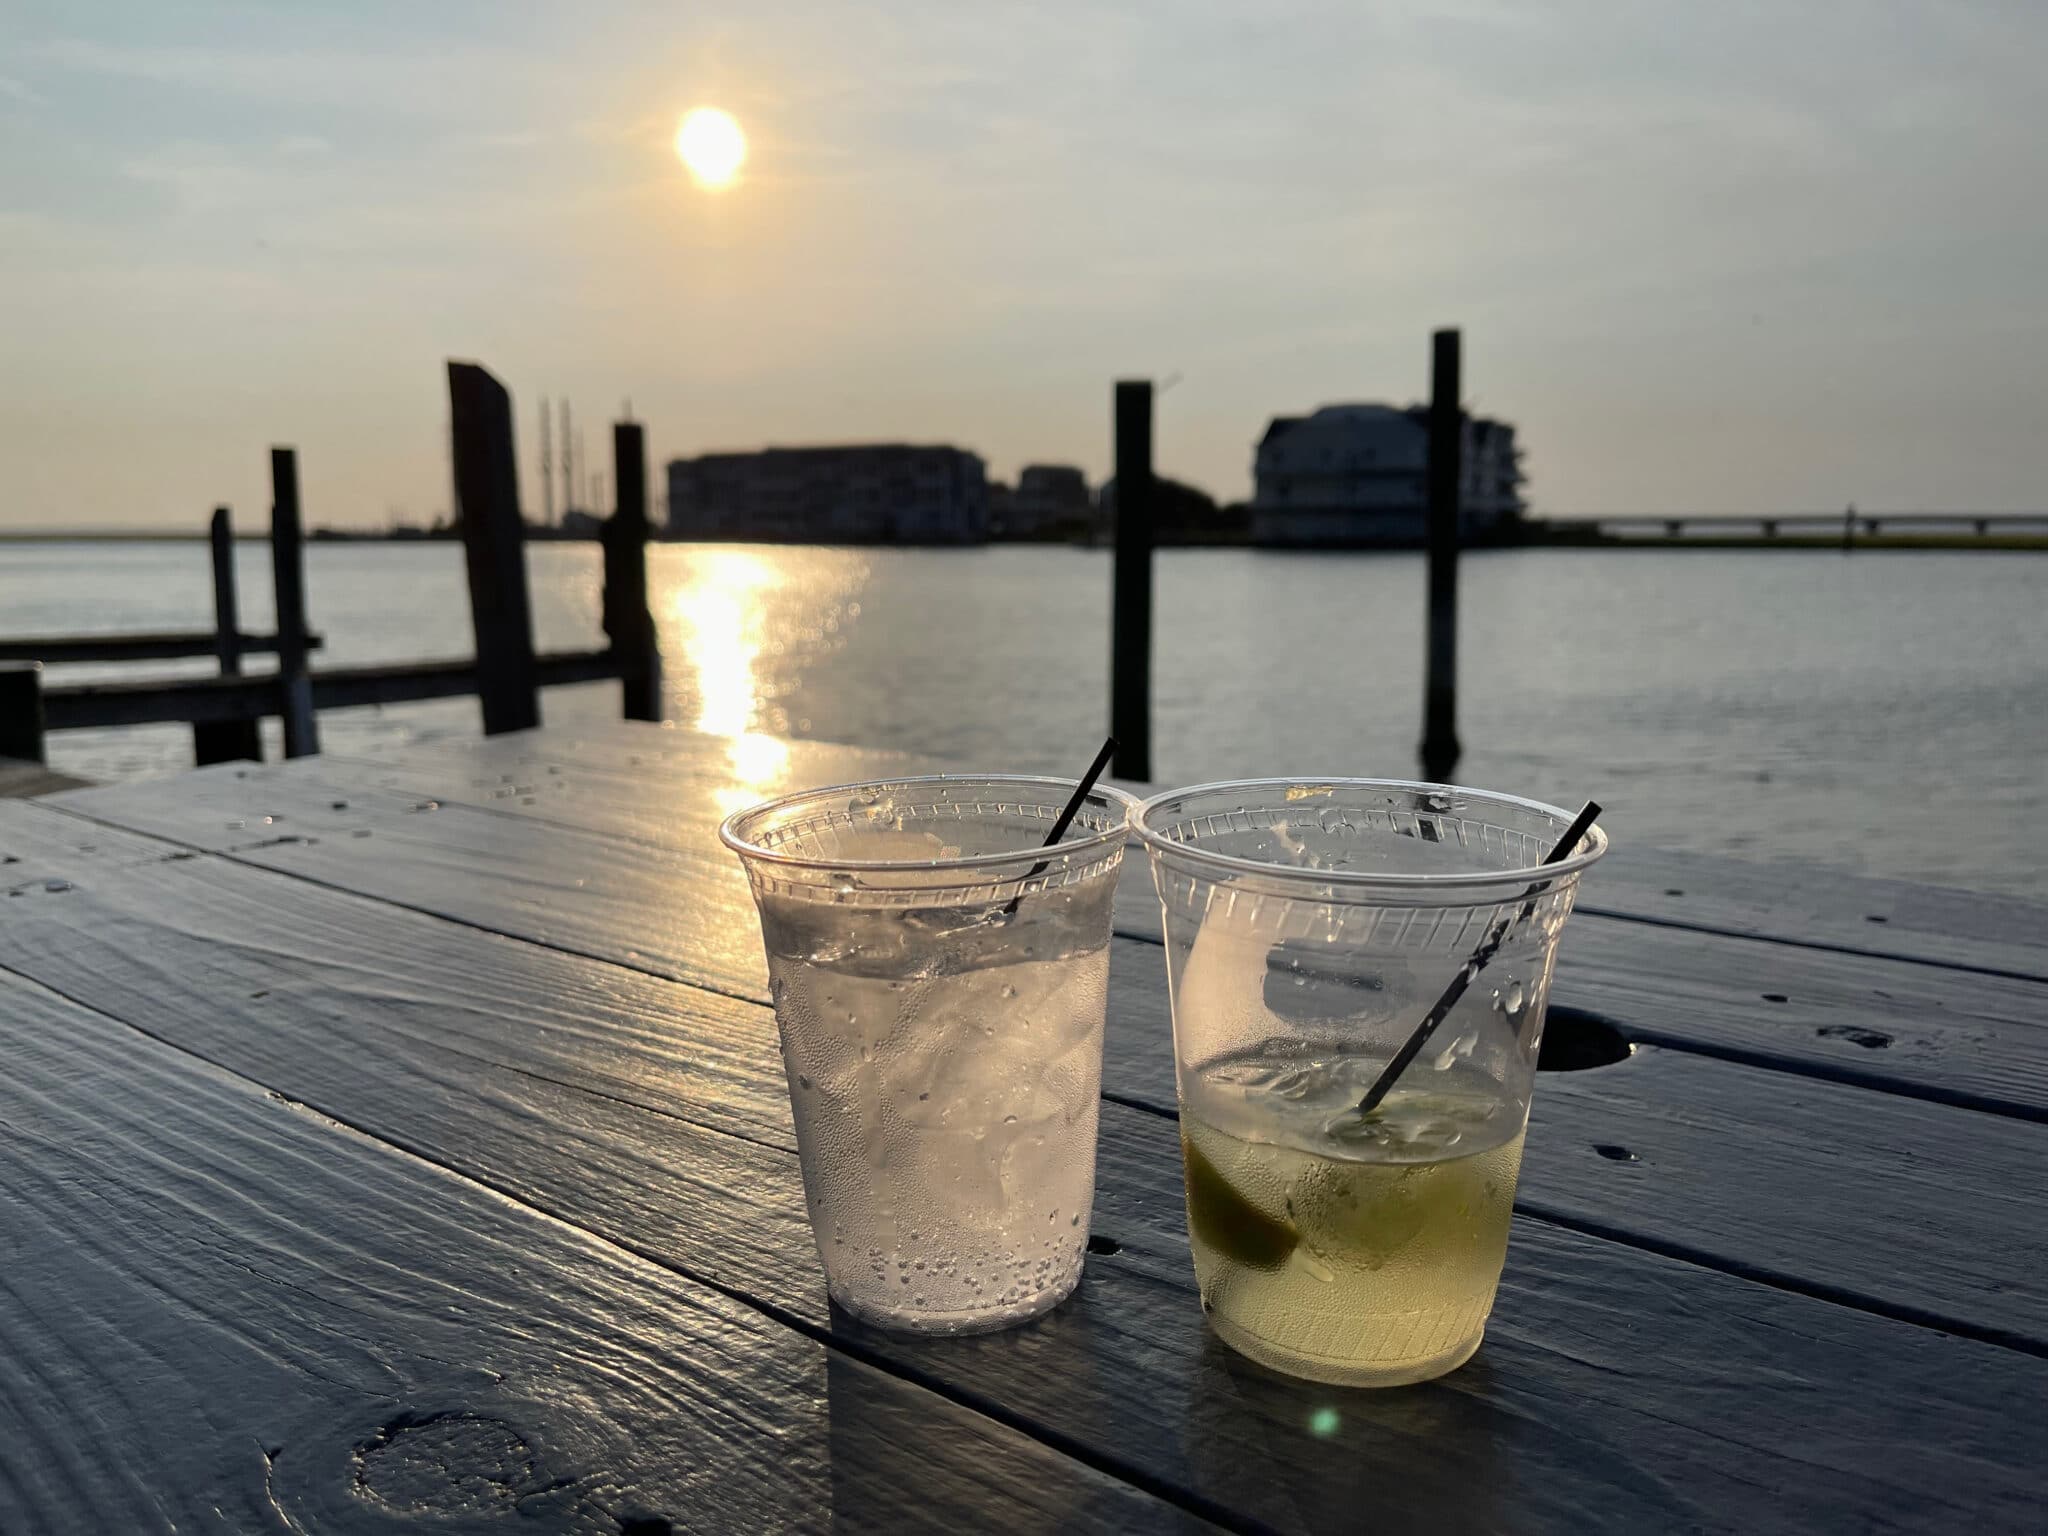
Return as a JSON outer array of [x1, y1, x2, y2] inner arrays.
[[675, 107, 746, 189]]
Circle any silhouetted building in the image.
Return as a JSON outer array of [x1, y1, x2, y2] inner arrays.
[[665, 444, 988, 544], [1251, 404, 1523, 547], [992, 464, 1091, 540], [1098, 475, 1243, 545]]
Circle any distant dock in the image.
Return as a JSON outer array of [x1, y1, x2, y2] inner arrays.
[[1523, 512, 2048, 552]]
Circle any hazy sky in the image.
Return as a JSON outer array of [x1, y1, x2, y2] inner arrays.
[[4, 1, 2045, 528]]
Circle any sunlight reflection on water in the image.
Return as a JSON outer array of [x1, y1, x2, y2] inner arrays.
[[667, 548, 781, 737], [17, 540, 2046, 895], [655, 545, 871, 813]]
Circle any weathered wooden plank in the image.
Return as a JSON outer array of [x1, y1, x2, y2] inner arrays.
[[2, 849, 2044, 1534], [0, 967, 1197, 1535], [1104, 896, 2048, 1122], [1549, 918, 2048, 1117], [48, 753, 2048, 1125], [339, 723, 1173, 919], [0, 629, 320, 663], [6, 798, 2048, 1360], [339, 733, 925, 848], [42, 650, 621, 731], [350, 722, 2048, 980], [333, 733, 2048, 1071], [1096, 957, 2048, 1347], [341, 718, 944, 818], [0, 804, 797, 1154], [1585, 842, 2048, 981]]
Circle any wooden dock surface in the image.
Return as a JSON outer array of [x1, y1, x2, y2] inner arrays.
[[2, 721, 2044, 1533]]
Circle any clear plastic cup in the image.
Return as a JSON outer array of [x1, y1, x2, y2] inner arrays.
[[1131, 779, 1607, 1386], [721, 775, 1135, 1334]]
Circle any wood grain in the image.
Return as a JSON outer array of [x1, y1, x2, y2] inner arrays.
[[47, 753, 2048, 1123], [17, 791, 2043, 1352], [3, 929, 2043, 1534], [0, 967, 1199, 1535], [1100, 957, 2048, 1349], [273, 729, 2048, 1025], [8, 795, 2048, 1378], [4, 958, 2048, 1531], [350, 721, 2048, 980], [1582, 842, 2048, 981]]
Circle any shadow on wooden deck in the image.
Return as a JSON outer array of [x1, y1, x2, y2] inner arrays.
[[0, 757, 89, 798]]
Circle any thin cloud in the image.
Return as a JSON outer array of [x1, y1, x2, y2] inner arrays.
[[121, 143, 268, 215], [447, 129, 548, 152], [32, 35, 532, 117]]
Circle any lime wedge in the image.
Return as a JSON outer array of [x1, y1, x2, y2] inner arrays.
[[1182, 1133, 1298, 1271]]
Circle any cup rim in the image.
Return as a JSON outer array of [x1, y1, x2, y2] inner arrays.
[[719, 772, 1138, 875], [1130, 776, 1608, 891]]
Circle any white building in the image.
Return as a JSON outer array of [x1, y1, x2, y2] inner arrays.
[[1251, 404, 1523, 547]]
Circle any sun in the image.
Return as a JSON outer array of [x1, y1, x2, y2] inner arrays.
[[675, 107, 746, 190]]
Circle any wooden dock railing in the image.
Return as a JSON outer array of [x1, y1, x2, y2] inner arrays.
[[3, 359, 661, 770]]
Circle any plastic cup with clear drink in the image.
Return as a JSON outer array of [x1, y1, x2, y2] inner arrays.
[[722, 775, 1135, 1334], [1130, 779, 1607, 1387]]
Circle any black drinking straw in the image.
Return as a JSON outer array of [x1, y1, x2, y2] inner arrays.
[[1354, 800, 1603, 1118], [1002, 735, 1118, 916]]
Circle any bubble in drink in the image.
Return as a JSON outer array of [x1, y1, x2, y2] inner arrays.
[[1180, 1048, 1525, 1388], [756, 885, 1109, 1333]]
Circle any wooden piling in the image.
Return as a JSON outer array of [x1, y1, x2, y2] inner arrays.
[[448, 362, 541, 735], [604, 421, 663, 723], [194, 507, 262, 765], [1420, 328, 1463, 783], [1111, 380, 1154, 782], [0, 662, 46, 766], [270, 450, 320, 757], [210, 508, 243, 678]]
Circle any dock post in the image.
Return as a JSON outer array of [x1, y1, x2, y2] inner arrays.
[[1111, 380, 1154, 782], [0, 662, 46, 765], [1420, 328, 1463, 783], [270, 450, 320, 757], [1841, 504, 1855, 554], [605, 420, 663, 722], [195, 506, 263, 765], [448, 361, 541, 735]]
